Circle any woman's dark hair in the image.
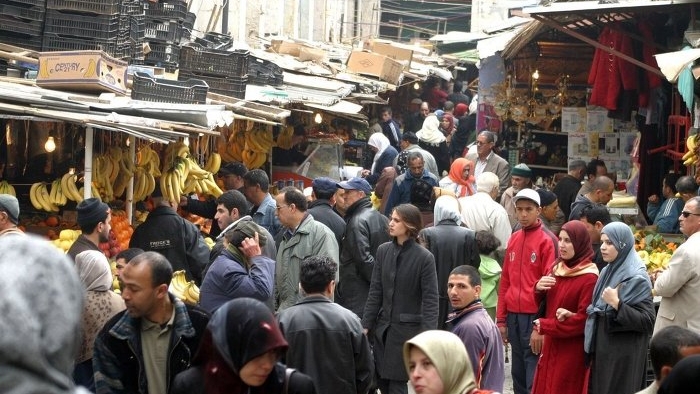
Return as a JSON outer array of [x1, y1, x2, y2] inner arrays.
[[475, 230, 500, 255], [392, 203, 423, 239]]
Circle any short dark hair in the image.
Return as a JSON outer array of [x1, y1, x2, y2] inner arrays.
[[392, 203, 423, 239], [578, 204, 612, 225], [676, 175, 698, 194], [586, 159, 606, 177], [650, 326, 700, 380], [280, 186, 308, 212], [449, 265, 481, 286], [129, 251, 173, 287], [115, 248, 145, 263], [475, 230, 501, 255], [243, 169, 270, 192], [216, 190, 251, 217], [381, 106, 393, 116], [453, 80, 463, 92], [299, 256, 337, 294], [664, 173, 681, 194]]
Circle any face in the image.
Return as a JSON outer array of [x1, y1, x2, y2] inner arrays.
[[595, 186, 614, 205], [222, 174, 243, 191], [408, 158, 425, 178], [558, 230, 576, 261], [515, 199, 541, 228], [243, 182, 258, 203], [120, 263, 165, 319], [342, 189, 364, 209], [679, 200, 700, 236], [447, 274, 480, 309], [440, 118, 451, 130], [98, 212, 112, 243], [579, 217, 601, 243], [274, 194, 294, 228], [334, 189, 346, 213], [408, 347, 444, 394], [475, 134, 493, 156], [239, 350, 278, 387], [461, 164, 472, 180], [541, 200, 559, 222], [381, 111, 392, 122], [389, 211, 409, 238], [420, 104, 430, 116], [511, 176, 529, 192], [599, 233, 619, 263], [215, 203, 238, 230], [115, 257, 127, 279]]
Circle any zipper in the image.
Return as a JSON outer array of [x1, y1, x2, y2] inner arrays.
[[126, 339, 144, 394]]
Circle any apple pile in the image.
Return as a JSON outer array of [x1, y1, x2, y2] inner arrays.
[[99, 229, 122, 258]]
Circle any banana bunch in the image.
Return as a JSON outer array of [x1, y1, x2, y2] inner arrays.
[[136, 145, 162, 178], [78, 184, 103, 201], [276, 125, 296, 149], [203, 152, 221, 174], [682, 133, 699, 166], [242, 128, 274, 169], [92, 154, 115, 202], [132, 167, 157, 202], [169, 270, 200, 305], [218, 131, 245, 163], [0, 180, 16, 196], [159, 156, 223, 203], [48, 178, 68, 206], [113, 149, 138, 199], [130, 145, 161, 202], [29, 182, 60, 212], [60, 172, 84, 203]]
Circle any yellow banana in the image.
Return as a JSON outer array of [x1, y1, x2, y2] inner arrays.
[[84, 58, 97, 78], [204, 152, 221, 174], [29, 183, 43, 210]]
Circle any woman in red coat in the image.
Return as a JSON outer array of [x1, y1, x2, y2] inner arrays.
[[530, 220, 599, 394]]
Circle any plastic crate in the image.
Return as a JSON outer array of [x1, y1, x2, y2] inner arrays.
[[0, 3, 45, 21], [183, 11, 195, 29], [42, 33, 127, 58], [193, 31, 233, 50], [248, 55, 284, 86], [180, 71, 247, 98], [44, 10, 120, 40], [143, 0, 187, 21], [144, 19, 183, 44], [0, 59, 7, 76], [0, 30, 42, 50], [131, 72, 208, 104], [0, 14, 44, 36], [0, 0, 46, 7], [47, 0, 121, 15], [144, 42, 180, 64], [179, 44, 249, 78]]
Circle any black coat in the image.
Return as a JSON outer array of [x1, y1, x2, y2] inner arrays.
[[307, 199, 346, 248], [553, 174, 583, 219], [336, 197, 390, 318], [185, 197, 221, 238], [418, 220, 480, 329], [172, 363, 316, 394]]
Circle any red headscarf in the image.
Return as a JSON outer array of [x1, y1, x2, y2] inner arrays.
[[448, 158, 476, 197], [454, 103, 468, 117], [441, 113, 455, 133], [552, 221, 598, 277]]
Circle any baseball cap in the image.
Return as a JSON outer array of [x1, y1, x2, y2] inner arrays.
[[512, 188, 540, 206], [218, 162, 248, 177], [312, 177, 338, 195], [336, 177, 372, 195]]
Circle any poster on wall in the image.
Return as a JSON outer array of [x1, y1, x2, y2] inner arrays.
[[599, 132, 620, 158], [568, 132, 591, 157], [476, 103, 503, 134], [587, 109, 614, 133], [561, 107, 587, 133], [605, 159, 632, 181]]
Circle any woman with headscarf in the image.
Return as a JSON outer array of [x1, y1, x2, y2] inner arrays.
[[583, 222, 655, 394], [73, 250, 125, 391], [403, 330, 490, 394], [530, 221, 599, 394], [439, 113, 456, 139], [417, 115, 450, 176], [173, 298, 315, 394], [439, 158, 476, 198], [0, 235, 91, 394], [363, 204, 439, 394], [419, 196, 480, 329], [362, 132, 398, 186]]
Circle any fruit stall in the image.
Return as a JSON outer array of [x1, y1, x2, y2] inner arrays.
[[633, 227, 684, 278]]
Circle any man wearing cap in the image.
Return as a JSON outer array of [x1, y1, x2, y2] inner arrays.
[[553, 159, 586, 219], [68, 197, 112, 262], [335, 177, 390, 318], [129, 185, 210, 285], [447, 80, 471, 106], [0, 194, 23, 237], [501, 163, 536, 229], [467, 130, 511, 200], [536, 189, 564, 236], [497, 188, 558, 394], [179, 162, 248, 239], [393, 132, 439, 179], [308, 177, 345, 247]]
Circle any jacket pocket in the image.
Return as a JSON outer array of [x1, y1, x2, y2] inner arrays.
[[658, 307, 676, 321], [399, 313, 422, 323]]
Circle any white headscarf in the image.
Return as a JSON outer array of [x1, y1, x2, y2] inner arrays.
[[75, 250, 113, 292], [368, 132, 391, 173], [416, 115, 446, 144], [433, 195, 461, 225]]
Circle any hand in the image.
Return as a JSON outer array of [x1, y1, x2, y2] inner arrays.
[[179, 196, 188, 207], [648, 194, 659, 204], [239, 232, 262, 257], [498, 326, 509, 344], [530, 330, 544, 355], [650, 269, 664, 286], [556, 308, 574, 322], [361, 169, 371, 177], [536, 275, 556, 291], [601, 286, 620, 309], [363, 328, 369, 335]]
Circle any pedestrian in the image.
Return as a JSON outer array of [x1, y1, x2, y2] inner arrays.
[[278, 256, 374, 394], [172, 298, 316, 394], [459, 172, 512, 257], [380, 107, 403, 152], [362, 132, 399, 186], [362, 203, 439, 394], [417, 115, 449, 176], [384, 151, 439, 216], [68, 197, 111, 261], [439, 158, 476, 197], [553, 160, 586, 219], [0, 194, 23, 236], [584, 222, 655, 394], [242, 169, 282, 237], [466, 131, 510, 199], [531, 221, 599, 394], [636, 326, 700, 394], [307, 177, 345, 247], [500, 163, 535, 229], [657, 354, 700, 394], [474, 230, 502, 320]]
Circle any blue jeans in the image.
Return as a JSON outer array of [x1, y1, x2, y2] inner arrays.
[[507, 313, 538, 394]]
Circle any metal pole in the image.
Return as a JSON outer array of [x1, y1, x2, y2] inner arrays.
[[84, 126, 94, 199], [222, 0, 229, 34], [126, 135, 136, 224]]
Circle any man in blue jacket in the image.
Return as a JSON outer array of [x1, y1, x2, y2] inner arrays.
[[383, 151, 438, 216]]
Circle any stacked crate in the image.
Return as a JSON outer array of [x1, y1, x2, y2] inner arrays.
[[43, 0, 143, 60], [141, 0, 189, 72], [178, 43, 249, 98], [0, 0, 46, 51]]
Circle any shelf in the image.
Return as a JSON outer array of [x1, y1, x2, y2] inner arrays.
[[525, 164, 567, 171]]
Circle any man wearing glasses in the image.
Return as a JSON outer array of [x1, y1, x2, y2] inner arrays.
[[653, 195, 700, 335], [466, 130, 510, 200]]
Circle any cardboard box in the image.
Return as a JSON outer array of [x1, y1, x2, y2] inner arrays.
[[370, 42, 413, 70], [346, 51, 403, 85], [37, 50, 128, 95], [298, 46, 326, 62], [271, 40, 303, 57]]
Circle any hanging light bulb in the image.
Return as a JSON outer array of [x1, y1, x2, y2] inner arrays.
[[184, 136, 190, 146], [532, 69, 539, 80], [413, 82, 420, 90], [314, 113, 323, 124], [45, 136, 56, 153], [5, 124, 11, 146], [125, 138, 130, 147], [69, 167, 75, 175]]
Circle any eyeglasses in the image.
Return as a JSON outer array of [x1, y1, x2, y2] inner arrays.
[[276, 204, 291, 211], [681, 211, 700, 218], [475, 141, 490, 146]]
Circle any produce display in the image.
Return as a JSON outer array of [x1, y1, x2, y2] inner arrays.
[[0, 180, 16, 196], [217, 122, 275, 169], [682, 133, 699, 167], [169, 270, 201, 305], [158, 141, 223, 203], [633, 228, 679, 274]]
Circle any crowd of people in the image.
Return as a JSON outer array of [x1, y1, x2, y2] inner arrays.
[[2, 79, 700, 394]]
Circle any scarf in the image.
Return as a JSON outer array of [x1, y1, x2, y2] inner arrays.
[[440, 113, 455, 135], [447, 158, 476, 197], [369, 132, 391, 173], [75, 250, 113, 291], [0, 235, 89, 394], [433, 195, 461, 226], [584, 222, 651, 353], [403, 330, 477, 394], [416, 115, 446, 144], [551, 221, 599, 278]]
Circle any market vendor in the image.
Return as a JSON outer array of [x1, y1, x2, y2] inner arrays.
[[647, 173, 683, 234], [272, 124, 309, 167]]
